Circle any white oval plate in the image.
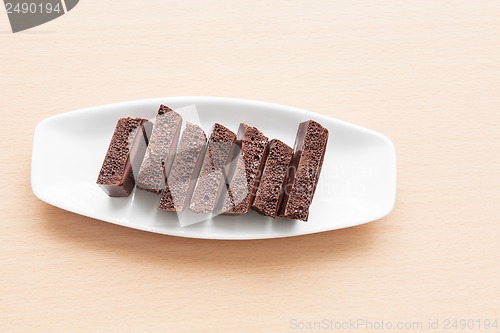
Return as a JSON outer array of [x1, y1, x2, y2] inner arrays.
[[31, 97, 396, 240]]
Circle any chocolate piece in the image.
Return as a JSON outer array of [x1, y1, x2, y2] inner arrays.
[[189, 123, 236, 214], [136, 105, 182, 194], [279, 120, 329, 221], [251, 139, 293, 218], [96, 117, 152, 197], [159, 122, 207, 212], [220, 123, 268, 215]]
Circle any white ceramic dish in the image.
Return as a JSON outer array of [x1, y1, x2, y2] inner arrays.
[[31, 97, 396, 240]]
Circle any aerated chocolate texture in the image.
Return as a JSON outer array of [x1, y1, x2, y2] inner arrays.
[[96, 117, 152, 197], [220, 123, 268, 215], [136, 105, 182, 194], [251, 139, 293, 218], [159, 123, 207, 212], [189, 123, 236, 214], [279, 120, 329, 221], [98, 104, 329, 222]]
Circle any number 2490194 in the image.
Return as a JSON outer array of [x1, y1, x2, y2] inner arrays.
[[5, 2, 62, 14], [443, 318, 498, 330]]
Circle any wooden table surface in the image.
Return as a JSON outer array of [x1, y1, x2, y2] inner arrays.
[[1, 1, 499, 332]]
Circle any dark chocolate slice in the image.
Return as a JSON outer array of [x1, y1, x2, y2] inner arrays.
[[189, 123, 237, 214], [159, 122, 207, 212], [220, 123, 268, 215], [251, 139, 293, 218], [136, 105, 182, 194], [96, 117, 152, 197], [278, 120, 329, 221]]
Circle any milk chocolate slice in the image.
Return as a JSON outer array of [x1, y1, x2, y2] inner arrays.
[[159, 122, 207, 212], [189, 123, 236, 214], [279, 120, 329, 221], [220, 123, 268, 215], [136, 105, 182, 194], [251, 139, 293, 218], [96, 117, 152, 197]]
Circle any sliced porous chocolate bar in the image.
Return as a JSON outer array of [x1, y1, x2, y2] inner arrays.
[[279, 120, 329, 221], [189, 123, 236, 214], [159, 122, 207, 212], [97, 117, 152, 197], [220, 123, 268, 215], [251, 139, 293, 218], [136, 105, 182, 194]]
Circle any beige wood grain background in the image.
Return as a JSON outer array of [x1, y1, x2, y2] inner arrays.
[[1, 1, 499, 332]]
